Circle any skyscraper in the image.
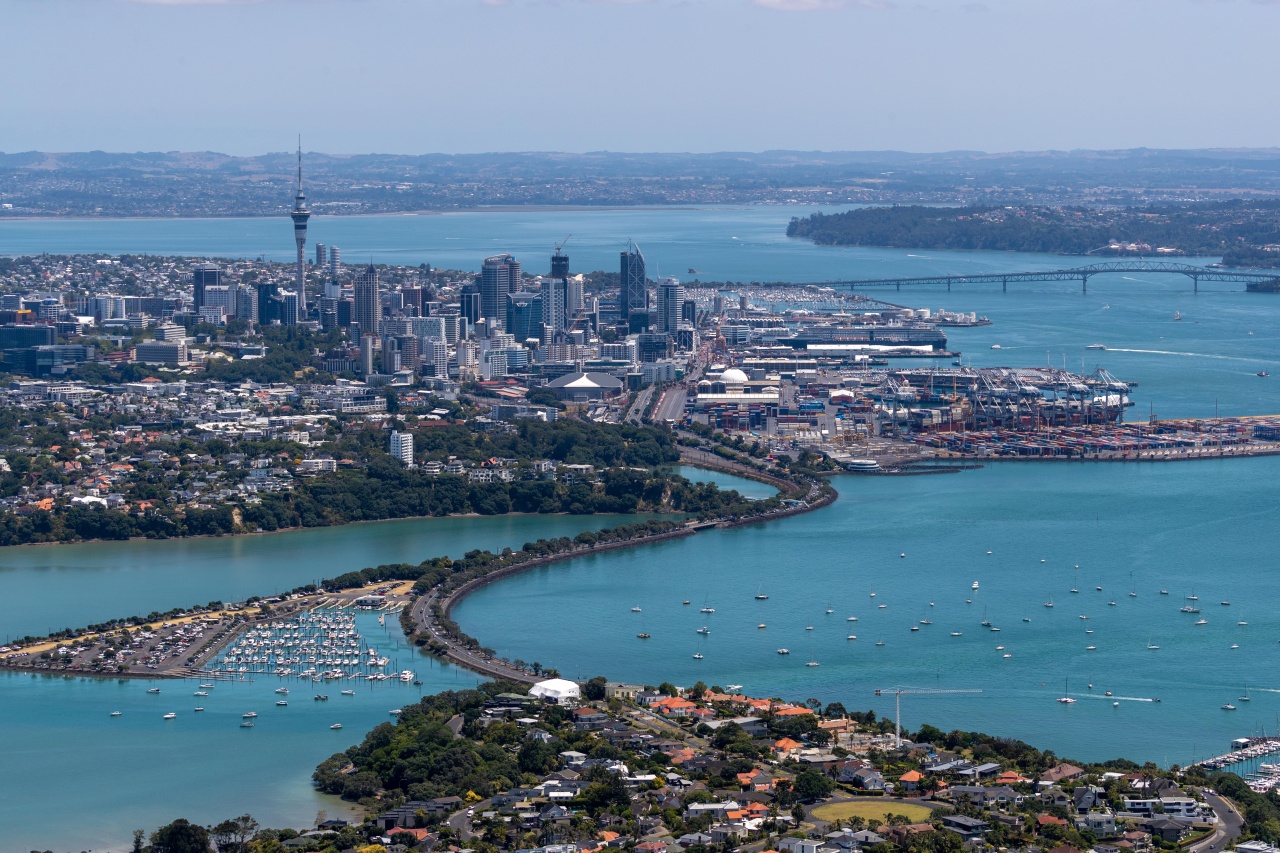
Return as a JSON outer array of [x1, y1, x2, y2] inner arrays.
[[460, 284, 481, 328], [315, 243, 326, 266], [354, 264, 381, 337], [541, 275, 568, 334], [291, 140, 311, 323], [192, 263, 221, 313], [505, 292, 543, 342], [381, 336, 400, 373], [656, 278, 684, 334], [480, 254, 521, 325], [620, 241, 647, 320], [551, 247, 570, 280]]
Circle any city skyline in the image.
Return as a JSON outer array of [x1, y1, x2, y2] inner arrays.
[[3, 0, 1279, 155]]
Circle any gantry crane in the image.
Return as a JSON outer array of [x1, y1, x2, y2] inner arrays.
[[874, 686, 983, 749]]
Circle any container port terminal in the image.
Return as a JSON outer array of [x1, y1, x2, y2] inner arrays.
[[660, 288, 1280, 467]]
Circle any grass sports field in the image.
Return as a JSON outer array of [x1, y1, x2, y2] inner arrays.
[[810, 801, 932, 824]]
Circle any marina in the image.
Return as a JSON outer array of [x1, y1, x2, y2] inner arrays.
[[210, 609, 410, 684]]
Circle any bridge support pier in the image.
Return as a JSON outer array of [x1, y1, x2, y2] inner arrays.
[[1001, 277, 1007, 293], [1193, 275, 1199, 294], [1082, 274, 1089, 293], [946, 277, 951, 292]]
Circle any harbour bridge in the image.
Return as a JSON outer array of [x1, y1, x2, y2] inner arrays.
[[806, 261, 1280, 293]]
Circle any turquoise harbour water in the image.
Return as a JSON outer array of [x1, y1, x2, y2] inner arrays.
[[0, 613, 479, 853], [671, 465, 777, 501], [457, 459, 1280, 767], [5, 206, 1280, 848], [0, 513, 649, 642]]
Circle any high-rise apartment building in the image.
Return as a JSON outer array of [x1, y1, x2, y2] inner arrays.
[[354, 264, 381, 338], [328, 246, 341, 281], [389, 430, 414, 467], [656, 278, 684, 334], [480, 254, 521, 324], [540, 275, 568, 333], [381, 336, 401, 374], [192, 263, 222, 313], [620, 242, 647, 320], [316, 244, 326, 266], [202, 284, 238, 319]]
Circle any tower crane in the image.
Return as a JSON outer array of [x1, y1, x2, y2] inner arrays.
[[874, 686, 983, 749]]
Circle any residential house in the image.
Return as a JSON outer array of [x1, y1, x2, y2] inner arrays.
[[881, 824, 935, 845], [1079, 810, 1117, 836], [899, 770, 923, 791], [772, 737, 803, 760], [1041, 787, 1073, 808], [778, 838, 822, 853], [940, 815, 990, 841], [1041, 763, 1086, 785], [605, 682, 643, 701], [1142, 818, 1186, 843], [573, 707, 610, 731], [1159, 797, 1203, 819], [1073, 786, 1105, 814]]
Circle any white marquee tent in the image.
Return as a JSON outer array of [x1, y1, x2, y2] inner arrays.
[[529, 678, 581, 704]]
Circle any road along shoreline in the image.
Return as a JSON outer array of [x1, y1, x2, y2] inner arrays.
[[415, 471, 836, 684]]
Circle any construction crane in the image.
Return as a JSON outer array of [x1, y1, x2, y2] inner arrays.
[[874, 686, 983, 749], [554, 235, 572, 254]]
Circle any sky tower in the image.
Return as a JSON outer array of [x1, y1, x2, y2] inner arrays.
[[291, 138, 311, 322]]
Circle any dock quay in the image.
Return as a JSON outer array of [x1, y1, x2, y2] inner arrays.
[[1196, 738, 1280, 772], [911, 415, 1280, 461]]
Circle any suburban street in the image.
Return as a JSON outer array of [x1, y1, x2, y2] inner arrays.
[[1190, 791, 1245, 853]]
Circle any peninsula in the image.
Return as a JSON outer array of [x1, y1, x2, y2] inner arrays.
[[786, 202, 1280, 269]]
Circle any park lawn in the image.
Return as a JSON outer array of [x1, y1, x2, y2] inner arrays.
[[811, 801, 932, 825]]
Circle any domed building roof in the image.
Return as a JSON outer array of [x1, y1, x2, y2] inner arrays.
[[718, 368, 749, 385]]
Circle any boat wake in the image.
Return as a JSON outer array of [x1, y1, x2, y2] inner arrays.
[[1106, 348, 1235, 360], [1073, 693, 1159, 703]]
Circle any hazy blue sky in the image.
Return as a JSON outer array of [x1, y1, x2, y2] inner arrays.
[[4, 0, 1278, 155]]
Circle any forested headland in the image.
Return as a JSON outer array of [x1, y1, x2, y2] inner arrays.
[[0, 419, 757, 546], [787, 201, 1280, 268]]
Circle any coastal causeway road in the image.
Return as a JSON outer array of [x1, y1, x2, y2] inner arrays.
[[408, 469, 834, 686]]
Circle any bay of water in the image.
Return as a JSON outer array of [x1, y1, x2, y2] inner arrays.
[[457, 458, 1280, 767], [5, 205, 1280, 847], [0, 611, 479, 853], [0, 513, 649, 642], [671, 465, 777, 501]]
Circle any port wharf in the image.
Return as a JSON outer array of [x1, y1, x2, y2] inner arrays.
[[909, 415, 1280, 461]]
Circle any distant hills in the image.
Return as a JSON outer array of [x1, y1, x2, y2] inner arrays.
[[3, 148, 1280, 218]]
